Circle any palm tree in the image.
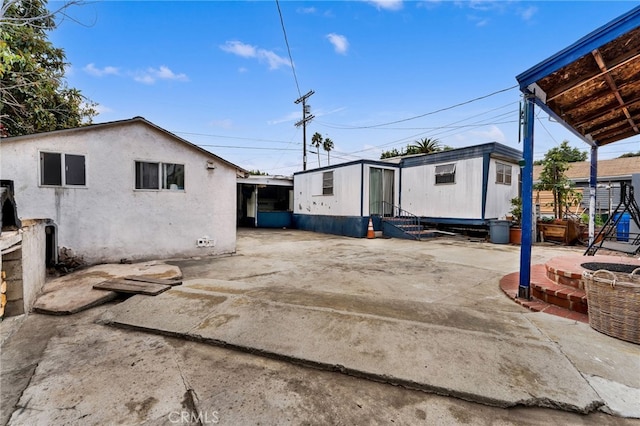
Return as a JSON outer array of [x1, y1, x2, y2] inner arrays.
[[409, 137, 441, 154], [311, 132, 323, 167], [323, 137, 334, 165]]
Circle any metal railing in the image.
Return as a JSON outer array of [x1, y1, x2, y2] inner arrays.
[[375, 201, 424, 240]]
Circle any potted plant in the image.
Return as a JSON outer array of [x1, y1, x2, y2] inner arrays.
[[509, 197, 522, 244]]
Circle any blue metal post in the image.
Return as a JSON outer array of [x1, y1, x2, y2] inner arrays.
[[518, 96, 535, 299], [588, 146, 598, 246]]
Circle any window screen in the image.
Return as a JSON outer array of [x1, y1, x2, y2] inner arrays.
[[435, 163, 456, 185], [135, 161, 160, 189], [163, 163, 185, 190], [322, 171, 334, 195], [41, 152, 62, 186], [496, 162, 512, 185], [65, 154, 86, 186]]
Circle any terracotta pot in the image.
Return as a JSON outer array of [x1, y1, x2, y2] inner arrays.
[[509, 227, 522, 244]]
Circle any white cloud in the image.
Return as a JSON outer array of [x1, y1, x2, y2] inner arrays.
[[220, 40, 257, 58], [134, 66, 188, 84], [210, 118, 233, 129], [366, 0, 403, 11], [326, 33, 349, 55], [84, 63, 119, 77], [297, 6, 316, 14], [93, 103, 113, 115], [220, 40, 291, 70], [469, 125, 506, 143], [519, 5, 537, 21], [267, 111, 300, 125]]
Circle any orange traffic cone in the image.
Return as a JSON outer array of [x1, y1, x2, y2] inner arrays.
[[367, 217, 375, 239]]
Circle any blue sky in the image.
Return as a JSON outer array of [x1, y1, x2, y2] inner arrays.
[[51, 1, 640, 175]]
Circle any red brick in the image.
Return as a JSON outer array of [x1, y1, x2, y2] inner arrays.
[[543, 305, 571, 318], [571, 302, 589, 315], [557, 275, 581, 288], [546, 294, 572, 309]]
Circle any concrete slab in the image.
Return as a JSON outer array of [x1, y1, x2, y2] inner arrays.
[[33, 261, 182, 315], [103, 280, 603, 413], [526, 313, 640, 418]]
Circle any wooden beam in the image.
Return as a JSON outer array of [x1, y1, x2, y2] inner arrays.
[[592, 48, 639, 133]]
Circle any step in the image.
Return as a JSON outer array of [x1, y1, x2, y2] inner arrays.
[[545, 259, 585, 289], [531, 266, 588, 315], [499, 267, 588, 323]]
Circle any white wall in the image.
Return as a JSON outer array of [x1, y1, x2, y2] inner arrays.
[[401, 157, 518, 219], [402, 157, 484, 218], [294, 163, 399, 217], [484, 159, 520, 219], [294, 164, 363, 216], [20, 220, 47, 312], [1, 122, 237, 264]]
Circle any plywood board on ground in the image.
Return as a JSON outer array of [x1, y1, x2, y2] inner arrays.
[[93, 279, 172, 296], [123, 276, 182, 286]]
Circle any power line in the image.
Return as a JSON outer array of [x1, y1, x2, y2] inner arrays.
[[320, 85, 519, 130], [173, 130, 300, 145], [197, 144, 298, 151], [275, 0, 301, 98]]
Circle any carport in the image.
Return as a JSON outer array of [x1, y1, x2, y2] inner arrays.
[[515, 6, 640, 298]]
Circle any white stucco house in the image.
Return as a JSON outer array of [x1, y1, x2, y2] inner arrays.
[[0, 117, 246, 265]]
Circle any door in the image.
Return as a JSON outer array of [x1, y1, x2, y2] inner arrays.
[[369, 168, 394, 216]]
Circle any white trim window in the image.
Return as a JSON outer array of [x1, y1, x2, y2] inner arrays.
[[322, 171, 334, 195], [135, 161, 185, 190], [40, 152, 86, 187], [435, 163, 456, 185], [496, 162, 512, 185]]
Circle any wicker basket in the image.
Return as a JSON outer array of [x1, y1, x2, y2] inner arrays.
[[582, 268, 640, 344]]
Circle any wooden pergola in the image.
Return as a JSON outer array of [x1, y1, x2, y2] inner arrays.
[[515, 6, 640, 298]]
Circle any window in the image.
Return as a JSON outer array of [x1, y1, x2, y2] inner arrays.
[[163, 163, 185, 190], [135, 161, 185, 190], [435, 163, 456, 185], [322, 171, 333, 195], [496, 162, 512, 185], [40, 152, 86, 186]]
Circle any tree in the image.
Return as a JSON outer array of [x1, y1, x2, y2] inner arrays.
[[311, 132, 323, 167], [1, 0, 96, 137], [619, 151, 640, 158], [380, 137, 450, 159], [323, 137, 334, 166], [380, 148, 403, 159], [409, 137, 441, 154], [533, 140, 587, 165], [534, 140, 583, 219], [248, 169, 268, 176]]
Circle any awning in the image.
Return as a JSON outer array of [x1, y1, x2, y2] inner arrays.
[[516, 6, 640, 147]]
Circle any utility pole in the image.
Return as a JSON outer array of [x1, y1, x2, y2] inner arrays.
[[295, 90, 314, 171]]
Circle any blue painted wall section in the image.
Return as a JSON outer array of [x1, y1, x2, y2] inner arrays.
[[293, 214, 369, 238], [481, 153, 491, 220], [257, 211, 293, 228]]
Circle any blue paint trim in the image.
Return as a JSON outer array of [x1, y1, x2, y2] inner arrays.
[[293, 214, 369, 238], [398, 165, 402, 208], [516, 6, 640, 88], [481, 153, 491, 220], [293, 159, 399, 176], [360, 163, 364, 217], [420, 217, 493, 226], [257, 211, 292, 228], [518, 97, 535, 295], [401, 142, 521, 168]]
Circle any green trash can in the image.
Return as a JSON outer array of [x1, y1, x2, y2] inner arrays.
[[490, 220, 510, 244]]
